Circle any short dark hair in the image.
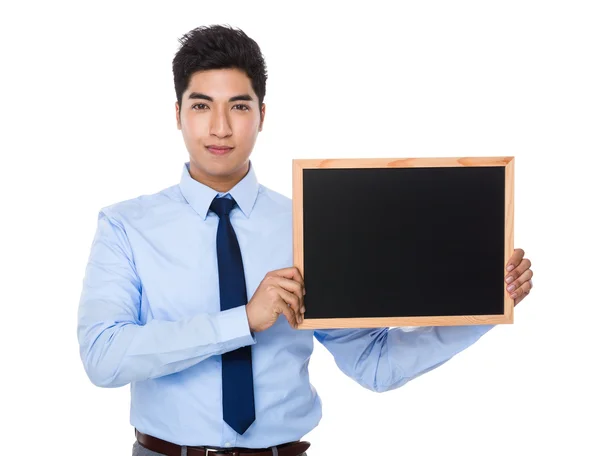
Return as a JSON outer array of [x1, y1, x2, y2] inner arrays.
[[172, 24, 268, 108]]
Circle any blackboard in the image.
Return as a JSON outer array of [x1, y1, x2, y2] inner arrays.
[[293, 157, 514, 328]]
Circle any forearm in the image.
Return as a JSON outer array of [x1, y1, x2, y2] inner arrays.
[[377, 324, 494, 390], [78, 210, 256, 388], [316, 324, 494, 393], [78, 305, 255, 388]]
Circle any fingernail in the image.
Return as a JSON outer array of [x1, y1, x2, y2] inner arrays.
[[507, 264, 514, 272], [303, 288, 306, 295], [505, 276, 514, 283], [507, 284, 516, 292], [510, 292, 517, 299]]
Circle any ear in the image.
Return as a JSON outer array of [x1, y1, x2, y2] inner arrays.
[[175, 101, 181, 130], [258, 103, 266, 132]]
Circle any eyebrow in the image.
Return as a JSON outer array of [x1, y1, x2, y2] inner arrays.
[[188, 92, 254, 102]]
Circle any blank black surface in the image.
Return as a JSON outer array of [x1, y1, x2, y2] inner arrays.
[[302, 166, 505, 319]]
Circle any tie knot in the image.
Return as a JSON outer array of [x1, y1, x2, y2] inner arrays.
[[210, 196, 236, 218]]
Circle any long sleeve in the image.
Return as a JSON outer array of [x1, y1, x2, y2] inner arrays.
[[314, 323, 494, 393], [77, 210, 256, 388]]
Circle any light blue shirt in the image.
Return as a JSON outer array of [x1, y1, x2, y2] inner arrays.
[[77, 160, 494, 448]]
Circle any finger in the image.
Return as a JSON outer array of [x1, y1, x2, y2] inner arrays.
[[272, 276, 304, 301], [506, 248, 525, 272], [276, 287, 302, 322], [505, 258, 532, 286], [276, 298, 298, 329], [506, 268, 533, 296], [514, 278, 533, 306], [272, 267, 305, 291]]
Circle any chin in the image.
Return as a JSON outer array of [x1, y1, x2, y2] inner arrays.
[[192, 155, 249, 177]]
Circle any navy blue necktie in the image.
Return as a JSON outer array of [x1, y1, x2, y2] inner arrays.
[[210, 196, 256, 435]]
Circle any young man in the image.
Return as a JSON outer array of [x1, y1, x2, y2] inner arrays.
[[77, 25, 534, 456]]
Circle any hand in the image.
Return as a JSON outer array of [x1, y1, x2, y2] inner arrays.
[[245, 266, 306, 332], [505, 248, 534, 306]]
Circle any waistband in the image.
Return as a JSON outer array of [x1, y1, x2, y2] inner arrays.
[[135, 429, 311, 456]]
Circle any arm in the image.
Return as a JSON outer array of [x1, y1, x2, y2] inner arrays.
[[77, 210, 255, 388], [314, 324, 494, 393]]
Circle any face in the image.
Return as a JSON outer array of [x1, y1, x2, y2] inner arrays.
[[176, 68, 265, 192]]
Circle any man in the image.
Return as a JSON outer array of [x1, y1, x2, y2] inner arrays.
[[77, 25, 534, 456]]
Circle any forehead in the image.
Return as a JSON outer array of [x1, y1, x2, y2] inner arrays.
[[185, 68, 255, 98]]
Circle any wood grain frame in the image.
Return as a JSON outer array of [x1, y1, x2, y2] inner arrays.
[[292, 156, 515, 329]]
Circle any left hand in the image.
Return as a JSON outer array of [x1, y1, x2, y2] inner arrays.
[[505, 248, 534, 306]]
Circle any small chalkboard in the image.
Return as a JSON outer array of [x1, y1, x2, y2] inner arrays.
[[293, 157, 514, 329]]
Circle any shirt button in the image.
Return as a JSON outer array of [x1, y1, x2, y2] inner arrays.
[[224, 442, 232, 447]]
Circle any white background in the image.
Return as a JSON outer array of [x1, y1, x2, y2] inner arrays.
[[1, 1, 599, 455]]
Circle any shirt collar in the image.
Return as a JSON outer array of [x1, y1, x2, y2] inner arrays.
[[179, 160, 260, 220]]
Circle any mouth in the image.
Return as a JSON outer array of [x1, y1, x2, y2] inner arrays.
[[206, 145, 234, 156]]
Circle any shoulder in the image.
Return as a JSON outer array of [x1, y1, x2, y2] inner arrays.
[[98, 184, 184, 226], [257, 183, 292, 214]]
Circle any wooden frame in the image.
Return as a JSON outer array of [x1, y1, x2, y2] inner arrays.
[[293, 156, 515, 329]]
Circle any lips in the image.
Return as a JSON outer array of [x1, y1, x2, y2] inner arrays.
[[206, 145, 233, 155]]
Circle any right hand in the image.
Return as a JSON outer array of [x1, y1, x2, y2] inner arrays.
[[245, 266, 306, 332]]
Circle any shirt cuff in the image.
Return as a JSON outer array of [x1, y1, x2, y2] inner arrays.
[[215, 306, 257, 348]]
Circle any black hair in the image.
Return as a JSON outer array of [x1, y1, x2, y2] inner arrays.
[[172, 24, 268, 109]]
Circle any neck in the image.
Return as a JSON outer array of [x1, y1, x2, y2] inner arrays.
[[189, 161, 250, 193]]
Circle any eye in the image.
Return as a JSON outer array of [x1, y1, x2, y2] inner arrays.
[[192, 103, 208, 110], [233, 104, 250, 111]]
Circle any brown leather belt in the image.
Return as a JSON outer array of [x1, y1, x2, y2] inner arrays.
[[135, 429, 311, 456]]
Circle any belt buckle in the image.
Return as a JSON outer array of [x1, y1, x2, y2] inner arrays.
[[203, 447, 238, 456]]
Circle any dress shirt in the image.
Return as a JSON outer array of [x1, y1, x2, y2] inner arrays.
[[77, 160, 494, 448]]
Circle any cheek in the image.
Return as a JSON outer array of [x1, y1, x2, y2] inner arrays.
[[236, 118, 260, 141], [181, 114, 206, 137]]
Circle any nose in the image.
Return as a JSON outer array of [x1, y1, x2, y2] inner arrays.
[[209, 106, 233, 138]]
